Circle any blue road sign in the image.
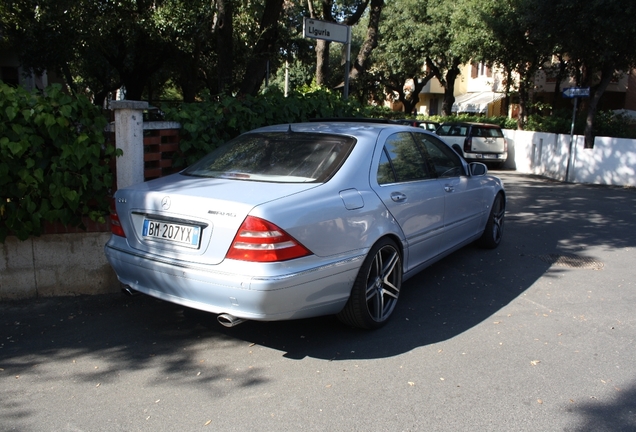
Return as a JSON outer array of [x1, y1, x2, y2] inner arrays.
[[562, 87, 590, 98]]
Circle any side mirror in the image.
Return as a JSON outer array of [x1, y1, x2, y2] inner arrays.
[[470, 162, 488, 176]]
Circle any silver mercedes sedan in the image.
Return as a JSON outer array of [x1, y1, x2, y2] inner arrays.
[[105, 121, 505, 329]]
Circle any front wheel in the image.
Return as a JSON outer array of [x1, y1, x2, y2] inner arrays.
[[337, 238, 402, 329], [478, 193, 505, 249]]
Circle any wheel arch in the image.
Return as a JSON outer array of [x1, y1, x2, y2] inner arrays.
[[496, 189, 507, 208], [379, 233, 405, 259]]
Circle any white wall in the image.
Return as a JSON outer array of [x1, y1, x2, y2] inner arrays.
[[503, 129, 636, 187]]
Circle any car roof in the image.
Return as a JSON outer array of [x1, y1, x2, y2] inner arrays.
[[251, 120, 441, 137], [439, 121, 501, 128]]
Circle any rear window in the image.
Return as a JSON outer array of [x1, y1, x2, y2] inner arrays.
[[436, 124, 468, 137], [182, 132, 356, 183], [419, 122, 439, 131], [475, 127, 504, 138]]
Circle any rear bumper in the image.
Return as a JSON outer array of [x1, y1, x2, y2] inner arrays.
[[104, 242, 363, 321], [464, 152, 507, 162]]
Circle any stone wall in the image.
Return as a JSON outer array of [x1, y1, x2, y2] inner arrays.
[[1, 232, 119, 299]]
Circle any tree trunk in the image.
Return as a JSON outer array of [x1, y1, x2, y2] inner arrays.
[[315, 39, 330, 86], [120, 74, 146, 101], [584, 64, 613, 148], [348, 0, 382, 84], [314, 0, 374, 89], [399, 75, 434, 114], [102, 34, 167, 101], [312, 0, 334, 87], [180, 58, 200, 103], [440, 62, 460, 116], [516, 62, 536, 130], [516, 80, 529, 130], [426, 56, 461, 116], [550, 55, 567, 112], [238, 0, 285, 96], [216, 0, 234, 94]]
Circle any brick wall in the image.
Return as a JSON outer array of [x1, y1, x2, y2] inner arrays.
[[143, 127, 181, 181]]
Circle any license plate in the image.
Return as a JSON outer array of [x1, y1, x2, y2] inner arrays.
[[483, 154, 497, 159], [142, 219, 201, 248]]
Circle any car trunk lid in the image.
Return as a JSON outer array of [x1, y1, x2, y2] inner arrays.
[[115, 174, 317, 265]]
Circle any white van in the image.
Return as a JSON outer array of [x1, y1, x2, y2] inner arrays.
[[436, 122, 507, 167]]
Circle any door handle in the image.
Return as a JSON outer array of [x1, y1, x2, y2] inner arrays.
[[391, 192, 407, 202], [444, 185, 454, 193]]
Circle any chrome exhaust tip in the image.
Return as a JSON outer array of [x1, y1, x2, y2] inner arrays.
[[217, 313, 247, 328], [121, 285, 141, 296]]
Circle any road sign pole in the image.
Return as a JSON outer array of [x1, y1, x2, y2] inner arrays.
[[561, 87, 588, 183], [565, 97, 578, 182], [343, 26, 351, 100]]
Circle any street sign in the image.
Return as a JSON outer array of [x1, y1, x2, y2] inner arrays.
[[563, 86, 590, 181], [562, 87, 590, 98], [303, 18, 349, 44], [303, 18, 352, 99]]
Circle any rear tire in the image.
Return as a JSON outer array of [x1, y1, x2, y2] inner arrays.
[[478, 193, 505, 249], [337, 238, 402, 329]]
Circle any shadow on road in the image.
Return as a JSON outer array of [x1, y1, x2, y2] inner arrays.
[[1, 173, 635, 429], [2, 174, 636, 361], [566, 379, 636, 432]]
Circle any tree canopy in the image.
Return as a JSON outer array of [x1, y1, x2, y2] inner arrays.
[[2, 0, 635, 139]]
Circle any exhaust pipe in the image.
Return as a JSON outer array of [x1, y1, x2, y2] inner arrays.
[[121, 285, 141, 296], [217, 313, 247, 328]]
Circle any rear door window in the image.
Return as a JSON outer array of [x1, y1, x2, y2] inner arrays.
[[377, 133, 432, 184]]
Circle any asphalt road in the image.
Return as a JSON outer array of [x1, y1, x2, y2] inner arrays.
[[1, 172, 635, 432]]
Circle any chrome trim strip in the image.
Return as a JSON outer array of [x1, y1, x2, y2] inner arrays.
[[131, 211, 209, 228]]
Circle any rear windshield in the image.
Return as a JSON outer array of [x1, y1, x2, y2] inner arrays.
[[436, 124, 468, 136], [436, 124, 503, 138], [182, 131, 356, 183], [474, 127, 504, 138], [419, 122, 439, 131]]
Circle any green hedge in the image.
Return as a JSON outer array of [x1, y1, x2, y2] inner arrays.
[[162, 87, 367, 167], [4, 81, 633, 243], [413, 114, 517, 129], [526, 109, 636, 138], [0, 83, 119, 242]]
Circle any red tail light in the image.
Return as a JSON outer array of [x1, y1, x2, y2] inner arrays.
[[464, 137, 472, 152], [110, 200, 126, 238], [226, 216, 312, 262], [503, 137, 508, 152]]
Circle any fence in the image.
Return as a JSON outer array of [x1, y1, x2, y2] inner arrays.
[[503, 130, 636, 187]]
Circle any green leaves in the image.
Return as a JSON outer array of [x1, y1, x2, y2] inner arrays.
[[163, 89, 365, 168], [0, 83, 114, 242], [5, 106, 18, 121]]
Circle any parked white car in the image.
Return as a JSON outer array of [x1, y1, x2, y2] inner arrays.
[[436, 122, 508, 167]]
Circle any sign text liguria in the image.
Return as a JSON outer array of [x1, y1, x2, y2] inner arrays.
[[303, 18, 349, 44], [308, 26, 331, 38]]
